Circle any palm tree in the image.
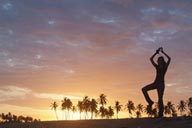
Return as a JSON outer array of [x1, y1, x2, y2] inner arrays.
[[94, 109, 99, 119], [187, 97, 192, 116], [126, 100, 135, 118], [1, 113, 6, 122], [12, 114, 17, 122], [18, 115, 25, 123], [61, 97, 73, 120], [99, 94, 107, 107], [144, 104, 158, 118], [171, 107, 177, 117], [50, 101, 59, 120], [136, 104, 144, 118], [3, 113, 8, 122], [66, 98, 73, 120], [145, 105, 153, 117], [71, 106, 77, 120], [25, 116, 33, 123], [7, 112, 12, 122], [136, 111, 142, 118], [106, 106, 114, 119], [90, 98, 98, 119], [67, 99, 73, 119], [164, 101, 175, 117], [177, 100, 187, 116], [99, 106, 106, 118], [151, 108, 158, 117], [164, 106, 171, 117], [115, 101, 122, 119], [61, 97, 68, 120], [82, 96, 91, 119], [77, 101, 84, 120]]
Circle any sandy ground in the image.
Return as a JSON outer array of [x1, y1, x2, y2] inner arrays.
[[0, 117, 192, 128]]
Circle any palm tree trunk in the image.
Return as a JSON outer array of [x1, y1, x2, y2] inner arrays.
[[68, 110, 70, 120], [62, 111, 64, 120], [65, 111, 67, 120], [54, 110, 58, 120], [91, 111, 93, 119], [116, 110, 118, 119]]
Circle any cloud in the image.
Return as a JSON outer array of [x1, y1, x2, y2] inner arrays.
[[2, 57, 46, 69], [0, 85, 82, 102], [0, 86, 31, 102], [1, 2, 13, 11], [138, 28, 178, 43], [175, 86, 192, 94], [141, 7, 164, 15], [92, 16, 119, 24], [34, 93, 82, 100], [166, 83, 178, 87]]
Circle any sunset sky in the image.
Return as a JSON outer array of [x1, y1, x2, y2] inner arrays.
[[0, 0, 192, 120]]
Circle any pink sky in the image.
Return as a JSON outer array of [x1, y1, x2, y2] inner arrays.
[[0, 0, 192, 120]]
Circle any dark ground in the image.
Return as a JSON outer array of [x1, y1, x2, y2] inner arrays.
[[0, 117, 192, 128]]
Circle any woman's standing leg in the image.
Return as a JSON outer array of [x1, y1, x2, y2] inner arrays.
[[157, 83, 165, 117]]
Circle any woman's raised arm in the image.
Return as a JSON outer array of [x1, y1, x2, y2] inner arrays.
[[161, 48, 171, 66], [150, 49, 160, 67]]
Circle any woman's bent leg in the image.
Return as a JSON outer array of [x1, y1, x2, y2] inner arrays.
[[142, 83, 156, 106]]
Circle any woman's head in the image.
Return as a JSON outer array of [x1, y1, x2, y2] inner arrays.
[[158, 56, 166, 66]]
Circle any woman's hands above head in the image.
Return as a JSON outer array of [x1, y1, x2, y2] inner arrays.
[[160, 47, 164, 53], [156, 47, 161, 54]]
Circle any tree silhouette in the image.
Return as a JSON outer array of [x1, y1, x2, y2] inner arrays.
[[0, 113, 5, 122], [61, 97, 72, 120], [90, 98, 98, 119], [99, 94, 107, 107], [12, 114, 18, 122], [71, 106, 77, 120], [137, 104, 144, 112], [177, 100, 187, 116], [145, 106, 158, 118], [82, 96, 91, 119], [145, 105, 153, 117], [136, 104, 144, 118], [150, 103, 159, 117], [99, 106, 106, 118], [18, 115, 25, 122], [0, 112, 39, 123], [61, 97, 68, 120], [126, 100, 135, 118], [106, 106, 114, 119], [187, 97, 192, 116], [48, 95, 192, 120], [77, 101, 84, 120], [66, 98, 73, 119], [171, 107, 178, 117], [164, 101, 175, 117], [50, 101, 59, 120], [24, 116, 33, 123], [136, 111, 141, 118], [115, 101, 122, 119], [61, 97, 73, 119], [7, 112, 12, 122], [151, 108, 158, 117]]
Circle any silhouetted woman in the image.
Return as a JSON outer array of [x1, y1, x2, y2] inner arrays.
[[142, 47, 171, 117]]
